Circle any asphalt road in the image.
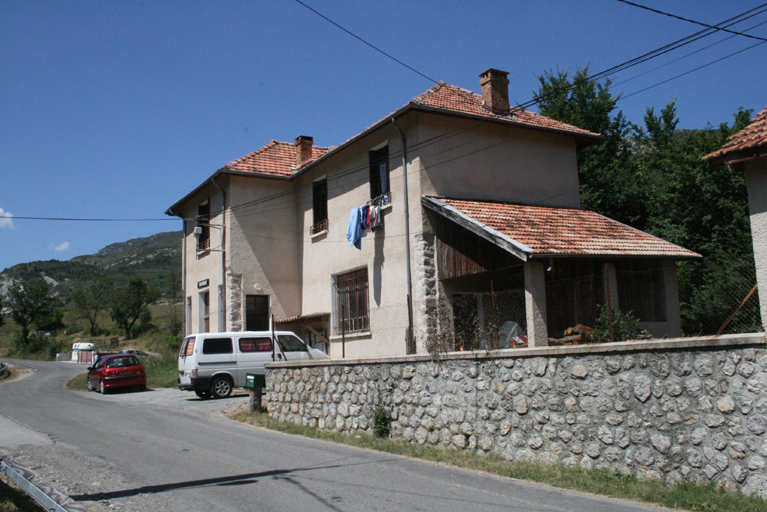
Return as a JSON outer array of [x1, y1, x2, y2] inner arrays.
[[0, 359, 669, 512]]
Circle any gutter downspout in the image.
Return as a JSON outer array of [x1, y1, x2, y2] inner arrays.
[[181, 216, 187, 337], [211, 177, 227, 332], [392, 118, 414, 354]]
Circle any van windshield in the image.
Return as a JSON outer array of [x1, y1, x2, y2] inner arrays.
[[278, 335, 306, 352]]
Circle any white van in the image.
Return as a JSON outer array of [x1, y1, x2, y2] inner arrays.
[[177, 331, 329, 399]]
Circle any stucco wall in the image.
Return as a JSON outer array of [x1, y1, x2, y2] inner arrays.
[[745, 160, 767, 329], [266, 335, 767, 498]]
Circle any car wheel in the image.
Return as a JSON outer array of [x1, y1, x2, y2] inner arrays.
[[86, 379, 94, 392], [195, 389, 212, 400], [211, 377, 232, 399], [100, 380, 107, 394]]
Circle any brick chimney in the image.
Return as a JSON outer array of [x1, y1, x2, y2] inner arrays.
[[295, 135, 314, 169], [479, 68, 510, 114]]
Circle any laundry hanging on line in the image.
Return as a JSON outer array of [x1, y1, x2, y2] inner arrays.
[[346, 202, 383, 250]]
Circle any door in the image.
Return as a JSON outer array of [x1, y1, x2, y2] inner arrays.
[[246, 295, 269, 331], [234, 336, 274, 386]]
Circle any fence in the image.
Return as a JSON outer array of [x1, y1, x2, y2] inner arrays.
[[309, 258, 762, 358]]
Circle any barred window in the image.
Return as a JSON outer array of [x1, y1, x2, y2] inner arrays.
[[333, 268, 369, 334]]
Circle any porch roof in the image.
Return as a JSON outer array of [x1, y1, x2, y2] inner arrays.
[[423, 196, 701, 260]]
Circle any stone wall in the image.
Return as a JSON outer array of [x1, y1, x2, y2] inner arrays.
[[265, 334, 767, 498]]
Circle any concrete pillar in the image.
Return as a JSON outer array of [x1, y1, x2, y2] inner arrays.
[[603, 263, 620, 314], [745, 163, 767, 330], [524, 260, 548, 347], [662, 260, 682, 337]]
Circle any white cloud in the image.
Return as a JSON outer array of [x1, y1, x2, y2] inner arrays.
[[50, 241, 71, 252], [0, 208, 14, 229]]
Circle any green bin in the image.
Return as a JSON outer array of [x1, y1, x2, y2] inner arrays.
[[245, 373, 266, 389]]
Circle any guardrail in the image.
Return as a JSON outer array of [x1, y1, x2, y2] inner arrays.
[[1, 457, 88, 512], [0, 363, 7, 379]]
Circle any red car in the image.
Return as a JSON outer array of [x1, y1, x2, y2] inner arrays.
[[87, 354, 147, 394]]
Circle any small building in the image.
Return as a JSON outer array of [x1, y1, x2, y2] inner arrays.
[[167, 68, 699, 357], [704, 105, 767, 328]]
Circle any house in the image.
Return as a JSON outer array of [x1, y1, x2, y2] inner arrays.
[[166, 68, 698, 358], [704, 105, 767, 328]]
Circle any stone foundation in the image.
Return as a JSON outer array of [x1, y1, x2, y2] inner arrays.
[[266, 334, 767, 498]]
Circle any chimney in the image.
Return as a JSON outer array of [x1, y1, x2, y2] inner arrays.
[[479, 68, 510, 114], [295, 135, 314, 169]]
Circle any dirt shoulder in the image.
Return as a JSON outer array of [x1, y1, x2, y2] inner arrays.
[[0, 363, 36, 383]]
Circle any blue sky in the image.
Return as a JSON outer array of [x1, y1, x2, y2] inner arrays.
[[1, 0, 765, 272]]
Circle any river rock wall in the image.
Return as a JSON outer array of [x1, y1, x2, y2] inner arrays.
[[265, 335, 767, 498]]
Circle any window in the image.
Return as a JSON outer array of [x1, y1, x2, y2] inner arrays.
[[202, 337, 233, 354], [239, 337, 273, 352], [202, 291, 210, 332], [334, 268, 369, 334], [246, 295, 269, 331], [277, 334, 307, 352], [197, 201, 210, 250], [106, 356, 140, 368], [311, 179, 328, 235], [369, 146, 390, 200]]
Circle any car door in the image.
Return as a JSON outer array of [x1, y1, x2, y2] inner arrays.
[[276, 334, 312, 362], [89, 358, 104, 388], [235, 336, 274, 385]]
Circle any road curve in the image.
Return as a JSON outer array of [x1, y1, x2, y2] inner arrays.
[[0, 359, 668, 512]]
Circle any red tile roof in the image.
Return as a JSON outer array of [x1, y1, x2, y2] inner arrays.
[[222, 140, 329, 177], [431, 197, 700, 259], [411, 82, 600, 138], [704, 105, 767, 164]]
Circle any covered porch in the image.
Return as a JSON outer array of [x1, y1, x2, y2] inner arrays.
[[423, 196, 701, 349]]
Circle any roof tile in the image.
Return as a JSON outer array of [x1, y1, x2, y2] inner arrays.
[[435, 197, 700, 259], [223, 140, 329, 177], [704, 105, 767, 163]]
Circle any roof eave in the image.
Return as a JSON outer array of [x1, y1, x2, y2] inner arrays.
[[530, 252, 702, 260], [165, 168, 289, 217]]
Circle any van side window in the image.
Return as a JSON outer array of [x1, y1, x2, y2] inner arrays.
[[278, 334, 307, 352], [239, 337, 273, 352], [202, 338, 233, 355]]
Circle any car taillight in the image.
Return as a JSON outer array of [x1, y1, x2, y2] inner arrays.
[[191, 369, 198, 378]]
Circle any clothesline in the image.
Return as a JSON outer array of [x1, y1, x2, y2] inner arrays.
[[346, 194, 387, 249]]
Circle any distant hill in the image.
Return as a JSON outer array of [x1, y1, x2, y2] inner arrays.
[[0, 231, 183, 304]]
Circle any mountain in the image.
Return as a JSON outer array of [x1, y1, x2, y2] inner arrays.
[[0, 231, 183, 304]]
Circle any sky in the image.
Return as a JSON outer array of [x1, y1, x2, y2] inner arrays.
[[1, 0, 766, 272]]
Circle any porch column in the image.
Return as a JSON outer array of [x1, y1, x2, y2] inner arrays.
[[662, 260, 682, 337], [604, 263, 619, 314], [524, 260, 548, 347]]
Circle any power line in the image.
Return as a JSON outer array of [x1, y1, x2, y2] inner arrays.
[[8, 216, 175, 222], [292, 0, 438, 84], [617, 0, 767, 42]]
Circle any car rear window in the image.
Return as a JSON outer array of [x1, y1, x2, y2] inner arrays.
[[106, 356, 140, 368], [239, 337, 272, 352], [202, 337, 233, 355]]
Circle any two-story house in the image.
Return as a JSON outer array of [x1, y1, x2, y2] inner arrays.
[[166, 68, 699, 358]]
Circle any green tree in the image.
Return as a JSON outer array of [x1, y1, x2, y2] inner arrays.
[[72, 275, 113, 335], [110, 276, 159, 340], [6, 279, 61, 342], [533, 66, 644, 226]]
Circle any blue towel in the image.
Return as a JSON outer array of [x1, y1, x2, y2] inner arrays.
[[346, 207, 362, 249]]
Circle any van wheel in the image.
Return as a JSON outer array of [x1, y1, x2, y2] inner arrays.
[[195, 389, 211, 400], [211, 377, 232, 399]]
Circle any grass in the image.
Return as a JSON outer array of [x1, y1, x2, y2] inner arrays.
[[0, 476, 46, 512], [225, 406, 767, 512]]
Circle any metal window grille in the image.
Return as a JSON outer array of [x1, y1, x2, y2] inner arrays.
[[334, 268, 369, 334]]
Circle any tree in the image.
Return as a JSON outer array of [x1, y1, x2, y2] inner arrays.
[[110, 276, 159, 340], [6, 279, 61, 342], [533, 67, 643, 226], [72, 275, 113, 336]]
